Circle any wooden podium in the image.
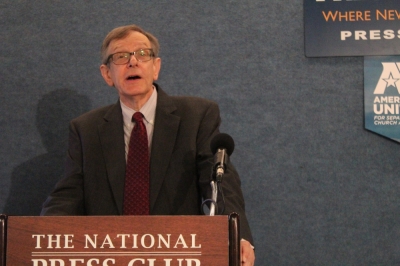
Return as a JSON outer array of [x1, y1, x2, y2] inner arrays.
[[0, 213, 240, 266]]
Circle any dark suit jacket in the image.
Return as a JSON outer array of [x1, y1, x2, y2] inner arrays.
[[41, 84, 253, 244]]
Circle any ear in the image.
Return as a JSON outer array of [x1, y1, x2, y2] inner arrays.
[[152, 57, 162, 81], [100, 64, 114, 87]]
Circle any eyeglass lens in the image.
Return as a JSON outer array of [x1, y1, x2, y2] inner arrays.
[[110, 49, 153, 65]]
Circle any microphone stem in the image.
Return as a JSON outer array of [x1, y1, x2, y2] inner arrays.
[[209, 180, 218, 216]]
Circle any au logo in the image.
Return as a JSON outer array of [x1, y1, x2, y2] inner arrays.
[[373, 62, 400, 94], [364, 56, 400, 143]]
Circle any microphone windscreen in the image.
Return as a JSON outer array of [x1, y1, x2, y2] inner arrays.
[[210, 133, 235, 156]]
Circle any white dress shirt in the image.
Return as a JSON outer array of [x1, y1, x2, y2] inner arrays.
[[120, 87, 157, 161]]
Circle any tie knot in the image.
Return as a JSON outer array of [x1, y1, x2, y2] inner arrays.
[[132, 112, 144, 123]]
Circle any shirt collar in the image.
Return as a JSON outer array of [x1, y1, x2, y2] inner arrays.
[[120, 86, 157, 126]]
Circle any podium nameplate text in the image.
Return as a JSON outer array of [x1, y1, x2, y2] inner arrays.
[[1, 215, 240, 266]]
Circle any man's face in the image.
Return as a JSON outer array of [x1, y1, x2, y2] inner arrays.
[[100, 31, 161, 108]]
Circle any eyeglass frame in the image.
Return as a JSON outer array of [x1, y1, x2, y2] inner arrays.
[[105, 48, 155, 65]]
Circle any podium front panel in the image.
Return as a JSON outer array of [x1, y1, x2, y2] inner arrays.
[[6, 216, 229, 265]]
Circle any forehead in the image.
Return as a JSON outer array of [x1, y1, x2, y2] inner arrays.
[[107, 31, 151, 53]]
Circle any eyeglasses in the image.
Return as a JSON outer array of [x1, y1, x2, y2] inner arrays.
[[107, 48, 154, 65]]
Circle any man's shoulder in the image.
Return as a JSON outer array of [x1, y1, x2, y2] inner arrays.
[[165, 95, 220, 119], [157, 85, 215, 105], [156, 87, 220, 120], [72, 102, 119, 124]]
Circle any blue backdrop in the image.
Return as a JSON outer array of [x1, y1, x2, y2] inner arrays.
[[1, 1, 399, 265]]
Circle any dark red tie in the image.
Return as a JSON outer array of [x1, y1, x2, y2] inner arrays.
[[123, 112, 150, 215]]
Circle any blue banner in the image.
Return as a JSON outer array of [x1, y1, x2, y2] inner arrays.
[[305, 0, 400, 57], [364, 56, 400, 142]]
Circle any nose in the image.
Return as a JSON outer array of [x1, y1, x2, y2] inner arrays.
[[128, 53, 138, 67]]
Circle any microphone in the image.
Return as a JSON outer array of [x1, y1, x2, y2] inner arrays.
[[210, 133, 235, 182]]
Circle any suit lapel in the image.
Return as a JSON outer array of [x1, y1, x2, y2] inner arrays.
[[150, 87, 180, 211], [96, 88, 180, 214], [98, 102, 126, 214]]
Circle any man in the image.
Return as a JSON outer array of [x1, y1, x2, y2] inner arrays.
[[41, 24, 255, 265]]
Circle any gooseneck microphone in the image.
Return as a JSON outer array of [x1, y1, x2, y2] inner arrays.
[[207, 133, 235, 216], [210, 133, 235, 182]]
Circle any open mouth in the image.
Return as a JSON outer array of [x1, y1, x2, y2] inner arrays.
[[127, 75, 141, 80]]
